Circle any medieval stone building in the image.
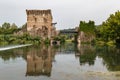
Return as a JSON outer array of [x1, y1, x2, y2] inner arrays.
[[26, 9, 56, 39]]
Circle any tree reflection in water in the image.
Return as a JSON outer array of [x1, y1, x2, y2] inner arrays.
[[76, 44, 96, 66], [76, 44, 120, 71], [0, 43, 120, 77], [96, 46, 120, 71]]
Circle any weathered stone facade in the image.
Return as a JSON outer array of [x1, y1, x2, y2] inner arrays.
[[26, 9, 56, 39], [77, 31, 95, 44]]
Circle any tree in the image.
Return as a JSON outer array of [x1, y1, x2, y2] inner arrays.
[[10, 23, 18, 33], [11, 23, 17, 29], [2, 22, 10, 29], [99, 11, 120, 42], [0, 22, 18, 34], [0, 26, 2, 34], [79, 20, 95, 34], [21, 23, 27, 32]]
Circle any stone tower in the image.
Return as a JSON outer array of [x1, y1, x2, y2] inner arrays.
[[26, 9, 56, 39]]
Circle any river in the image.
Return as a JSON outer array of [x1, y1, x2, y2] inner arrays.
[[0, 43, 120, 80]]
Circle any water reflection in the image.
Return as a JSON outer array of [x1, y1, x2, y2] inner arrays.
[[0, 43, 120, 78], [76, 44, 96, 66], [26, 45, 56, 76], [0, 47, 25, 61], [0, 45, 57, 77], [96, 46, 120, 71], [57, 43, 76, 53], [76, 44, 120, 71]]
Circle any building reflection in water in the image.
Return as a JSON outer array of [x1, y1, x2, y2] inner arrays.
[[26, 45, 56, 77], [0, 42, 120, 76]]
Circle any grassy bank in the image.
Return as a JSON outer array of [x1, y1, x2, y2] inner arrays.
[[0, 34, 41, 45]]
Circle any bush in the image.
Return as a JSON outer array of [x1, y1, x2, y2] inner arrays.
[[0, 34, 41, 45], [44, 38, 50, 44]]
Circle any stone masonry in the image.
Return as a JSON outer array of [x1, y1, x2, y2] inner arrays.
[[26, 9, 56, 39]]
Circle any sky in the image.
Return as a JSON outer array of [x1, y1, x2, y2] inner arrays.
[[0, 0, 120, 30]]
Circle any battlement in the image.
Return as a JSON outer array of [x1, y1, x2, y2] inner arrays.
[[26, 9, 51, 15]]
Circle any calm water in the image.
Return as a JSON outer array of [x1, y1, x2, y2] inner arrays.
[[0, 43, 120, 80]]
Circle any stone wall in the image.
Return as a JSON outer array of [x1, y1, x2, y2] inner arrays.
[[26, 9, 56, 39], [77, 31, 95, 44]]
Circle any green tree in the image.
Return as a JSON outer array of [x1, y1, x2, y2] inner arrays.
[[79, 20, 95, 35], [21, 23, 27, 32], [99, 11, 120, 42], [11, 23, 17, 29], [2, 22, 10, 29], [0, 26, 2, 34], [0, 22, 18, 34]]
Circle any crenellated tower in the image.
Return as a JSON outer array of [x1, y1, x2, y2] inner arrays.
[[26, 9, 56, 39]]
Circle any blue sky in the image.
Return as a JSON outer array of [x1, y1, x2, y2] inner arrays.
[[0, 0, 120, 30]]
